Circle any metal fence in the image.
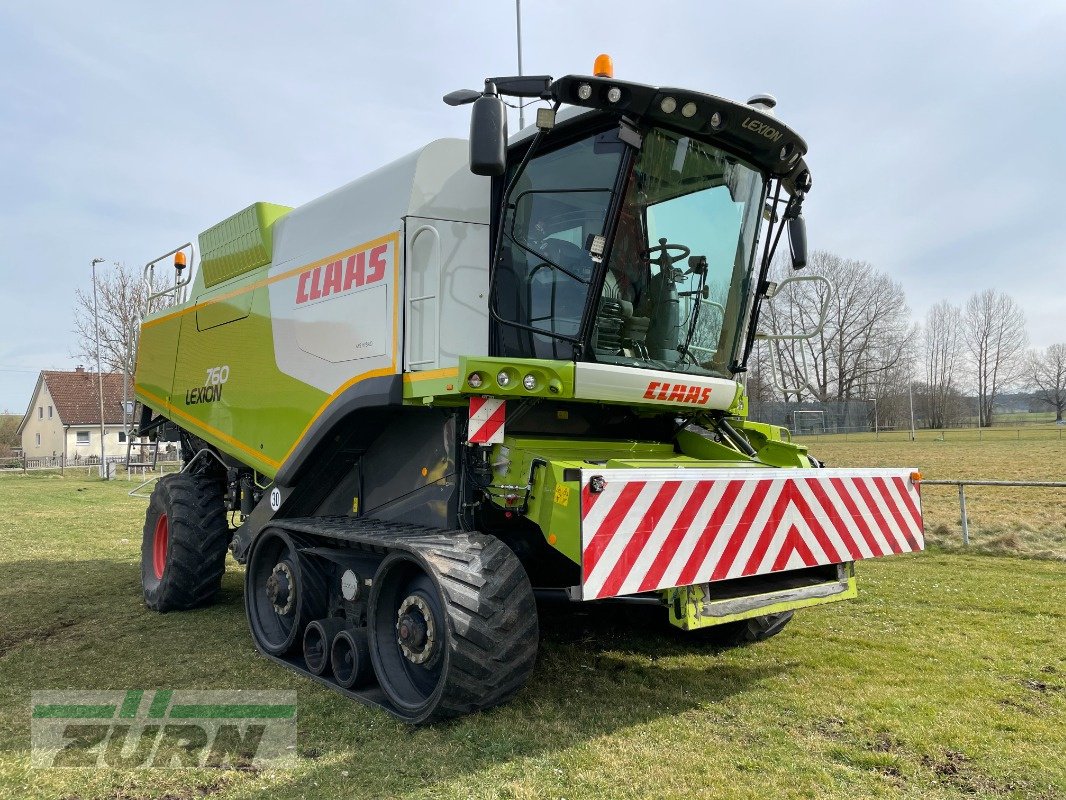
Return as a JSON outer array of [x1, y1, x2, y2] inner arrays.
[[0, 452, 181, 476], [922, 479, 1066, 546]]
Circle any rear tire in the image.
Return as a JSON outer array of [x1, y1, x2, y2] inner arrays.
[[141, 473, 229, 612]]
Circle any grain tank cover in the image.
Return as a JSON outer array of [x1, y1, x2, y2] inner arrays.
[[199, 202, 293, 288]]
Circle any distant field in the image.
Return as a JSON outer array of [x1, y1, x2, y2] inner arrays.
[[0, 473, 1064, 799], [795, 436, 1066, 560]]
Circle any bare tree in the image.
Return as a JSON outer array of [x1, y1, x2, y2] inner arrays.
[[71, 262, 173, 377], [961, 289, 1028, 427], [761, 251, 913, 404], [1030, 343, 1066, 422], [922, 300, 964, 428]]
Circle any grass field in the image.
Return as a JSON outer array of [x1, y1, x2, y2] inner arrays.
[[1, 456, 1065, 799]]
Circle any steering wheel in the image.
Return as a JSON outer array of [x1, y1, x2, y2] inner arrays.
[[645, 238, 690, 278]]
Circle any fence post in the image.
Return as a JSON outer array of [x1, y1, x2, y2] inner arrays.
[[23, 455, 27, 475], [60, 454, 65, 476], [958, 483, 969, 546]]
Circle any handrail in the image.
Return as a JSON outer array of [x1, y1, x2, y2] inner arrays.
[[144, 242, 195, 307]]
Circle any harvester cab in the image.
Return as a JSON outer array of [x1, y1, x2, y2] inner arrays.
[[130, 57, 924, 724]]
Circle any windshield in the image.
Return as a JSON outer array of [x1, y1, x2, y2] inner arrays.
[[491, 125, 765, 374], [595, 129, 765, 377]]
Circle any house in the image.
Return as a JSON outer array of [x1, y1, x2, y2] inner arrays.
[[17, 367, 134, 461]]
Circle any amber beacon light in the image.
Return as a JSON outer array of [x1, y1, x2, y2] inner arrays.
[[593, 53, 614, 78]]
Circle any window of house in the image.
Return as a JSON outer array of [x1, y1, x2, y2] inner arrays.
[[35, 433, 41, 447], [76, 431, 90, 445], [38, 407, 43, 419], [48, 406, 53, 418], [118, 431, 127, 443]]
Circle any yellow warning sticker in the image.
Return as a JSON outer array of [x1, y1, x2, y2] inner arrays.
[[553, 484, 570, 507]]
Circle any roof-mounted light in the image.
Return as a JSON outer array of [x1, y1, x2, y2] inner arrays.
[[606, 86, 622, 103], [593, 53, 614, 78], [577, 82, 593, 101], [660, 96, 677, 114], [681, 101, 697, 118]]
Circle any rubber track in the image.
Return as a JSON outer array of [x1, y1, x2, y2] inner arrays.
[[142, 473, 229, 612], [268, 516, 539, 723]]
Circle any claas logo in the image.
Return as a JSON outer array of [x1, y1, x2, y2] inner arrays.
[[295, 243, 388, 305], [643, 381, 713, 405]]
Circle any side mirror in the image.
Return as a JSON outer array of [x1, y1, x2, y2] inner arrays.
[[787, 214, 807, 269], [469, 92, 507, 177]]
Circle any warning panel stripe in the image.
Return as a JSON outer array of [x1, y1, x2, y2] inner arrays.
[[580, 470, 924, 600]]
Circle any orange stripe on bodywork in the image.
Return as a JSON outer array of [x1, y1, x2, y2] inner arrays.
[[141, 231, 401, 330]]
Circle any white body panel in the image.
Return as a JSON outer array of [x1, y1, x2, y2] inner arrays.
[[573, 362, 738, 410], [405, 218, 491, 371], [265, 139, 489, 393]]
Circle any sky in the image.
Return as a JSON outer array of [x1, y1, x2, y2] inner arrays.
[[1, 1, 1064, 412]]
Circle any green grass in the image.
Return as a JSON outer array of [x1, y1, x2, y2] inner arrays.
[[1, 473, 1064, 799]]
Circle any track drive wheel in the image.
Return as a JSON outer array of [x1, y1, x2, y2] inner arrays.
[[368, 535, 538, 724], [141, 473, 229, 612], [707, 611, 794, 645], [245, 529, 328, 656]]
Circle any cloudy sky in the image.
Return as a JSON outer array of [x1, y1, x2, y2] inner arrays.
[[1, 1, 1063, 412]]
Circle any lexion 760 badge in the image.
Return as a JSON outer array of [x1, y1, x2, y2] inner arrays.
[[30, 690, 296, 769]]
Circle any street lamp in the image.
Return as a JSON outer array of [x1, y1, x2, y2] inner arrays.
[[91, 258, 107, 478]]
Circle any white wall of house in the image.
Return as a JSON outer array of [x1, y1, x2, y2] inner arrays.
[[21, 381, 133, 460], [63, 424, 131, 461], [20, 383, 65, 457]]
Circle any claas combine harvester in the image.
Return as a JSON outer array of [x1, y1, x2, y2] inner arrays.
[[132, 57, 924, 723]]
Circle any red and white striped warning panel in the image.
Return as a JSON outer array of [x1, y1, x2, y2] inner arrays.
[[579, 468, 924, 600], [468, 397, 506, 444]]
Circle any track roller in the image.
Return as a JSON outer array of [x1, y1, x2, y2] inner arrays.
[[303, 618, 348, 675], [331, 628, 373, 689]]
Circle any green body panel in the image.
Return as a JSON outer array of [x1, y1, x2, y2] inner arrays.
[[198, 202, 292, 288], [734, 418, 811, 467], [136, 267, 330, 477], [459, 356, 576, 399]]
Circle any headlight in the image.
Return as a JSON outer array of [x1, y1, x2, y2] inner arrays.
[[577, 83, 593, 101], [660, 96, 677, 114], [497, 370, 511, 388], [606, 86, 622, 103], [523, 373, 537, 391]]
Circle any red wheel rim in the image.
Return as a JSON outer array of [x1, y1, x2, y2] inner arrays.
[[153, 514, 169, 579]]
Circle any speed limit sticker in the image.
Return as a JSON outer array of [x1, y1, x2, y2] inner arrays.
[[269, 487, 281, 511]]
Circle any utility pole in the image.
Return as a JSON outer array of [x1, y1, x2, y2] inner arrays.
[[516, 0, 525, 130], [908, 381, 916, 442], [867, 397, 878, 440], [91, 258, 108, 478]]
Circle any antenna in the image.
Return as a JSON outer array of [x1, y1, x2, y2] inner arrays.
[[516, 0, 524, 129]]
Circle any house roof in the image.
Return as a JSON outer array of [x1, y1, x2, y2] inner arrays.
[[18, 370, 131, 432]]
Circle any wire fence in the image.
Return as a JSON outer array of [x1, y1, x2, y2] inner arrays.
[[920, 479, 1066, 548], [0, 452, 182, 477]]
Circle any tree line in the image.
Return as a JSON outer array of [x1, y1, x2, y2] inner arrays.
[[750, 251, 1064, 428]]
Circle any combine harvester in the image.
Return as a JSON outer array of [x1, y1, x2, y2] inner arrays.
[[132, 57, 924, 723]]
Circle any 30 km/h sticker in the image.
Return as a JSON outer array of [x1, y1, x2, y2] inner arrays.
[[468, 398, 506, 444], [269, 487, 281, 511]]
